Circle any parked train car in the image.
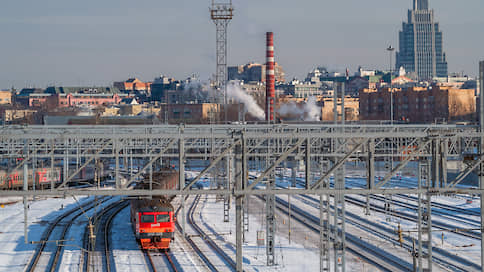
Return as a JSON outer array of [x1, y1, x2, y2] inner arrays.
[[130, 168, 178, 249], [0, 167, 62, 190], [67, 163, 110, 186]]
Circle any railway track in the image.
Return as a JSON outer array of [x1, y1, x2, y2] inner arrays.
[[103, 201, 130, 272], [393, 193, 481, 218], [82, 199, 129, 272], [186, 195, 236, 272], [175, 197, 218, 272], [364, 193, 481, 226], [144, 249, 180, 272], [287, 176, 481, 270], [343, 194, 481, 239], [254, 195, 413, 272], [287, 194, 481, 272], [344, 177, 481, 219], [292, 178, 482, 239], [25, 196, 109, 272]]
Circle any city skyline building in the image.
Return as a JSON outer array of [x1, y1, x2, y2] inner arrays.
[[396, 0, 448, 81], [480, 61, 483, 124], [480, 61, 483, 94]]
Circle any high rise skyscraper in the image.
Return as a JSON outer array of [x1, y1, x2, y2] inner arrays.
[[480, 61, 483, 125], [396, 0, 448, 80]]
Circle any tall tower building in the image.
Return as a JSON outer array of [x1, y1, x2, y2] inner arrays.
[[480, 61, 483, 125], [396, 0, 448, 80]]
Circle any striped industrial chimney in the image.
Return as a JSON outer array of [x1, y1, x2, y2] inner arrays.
[[266, 32, 275, 121]]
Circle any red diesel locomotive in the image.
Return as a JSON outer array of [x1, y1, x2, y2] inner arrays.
[[130, 168, 178, 249]]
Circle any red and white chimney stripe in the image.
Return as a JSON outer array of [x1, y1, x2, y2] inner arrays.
[[266, 32, 275, 121]]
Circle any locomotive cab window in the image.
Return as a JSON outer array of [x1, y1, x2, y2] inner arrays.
[[141, 214, 155, 223], [156, 214, 170, 222]]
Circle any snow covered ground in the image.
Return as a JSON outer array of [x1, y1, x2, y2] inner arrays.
[[0, 196, 94, 271], [0, 163, 481, 272], [193, 194, 368, 271], [57, 196, 122, 272]]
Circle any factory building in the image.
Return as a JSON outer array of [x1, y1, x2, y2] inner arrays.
[[162, 103, 221, 124], [114, 78, 152, 92], [0, 91, 12, 105], [279, 80, 322, 98], [228, 62, 285, 83], [321, 97, 359, 121]]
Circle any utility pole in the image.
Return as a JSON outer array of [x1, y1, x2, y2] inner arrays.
[[332, 81, 346, 271], [387, 45, 395, 124], [479, 60, 484, 272]]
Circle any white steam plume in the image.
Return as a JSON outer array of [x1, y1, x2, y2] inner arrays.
[[277, 96, 321, 121], [304, 96, 321, 121], [278, 101, 304, 117], [183, 80, 213, 102], [227, 83, 266, 120]]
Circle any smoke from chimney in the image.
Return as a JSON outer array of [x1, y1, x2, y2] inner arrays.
[[277, 96, 321, 121], [227, 83, 265, 120]]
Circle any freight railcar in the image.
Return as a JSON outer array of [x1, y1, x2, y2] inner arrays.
[[130, 168, 178, 249], [0, 167, 62, 190]]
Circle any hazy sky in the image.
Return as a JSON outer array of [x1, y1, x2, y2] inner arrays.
[[0, 0, 483, 89]]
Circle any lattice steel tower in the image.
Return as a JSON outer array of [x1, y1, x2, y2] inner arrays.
[[210, 0, 233, 104]]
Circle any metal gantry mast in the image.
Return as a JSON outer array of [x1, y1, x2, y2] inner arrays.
[[211, 1, 233, 223], [210, 0, 233, 105], [480, 60, 484, 272], [417, 161, 432, 272], [332, 81, 346, 272], [266, 130, 276, 266], [365, 139, 375, 215], [235, 135, 244, 272], [319, 159, 331, 272]]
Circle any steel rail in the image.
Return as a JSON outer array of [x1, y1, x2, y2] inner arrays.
[[25, 196, 107, 272], [50, 197, 111, 272], [83, 199, 126, 272], [143, 249, 157, 272], [287, 194, 479, 272], [181, 196, 220, 272], [299, 178, 482, 239], [255, 195, 413, 272], [143, 249, 180, 272], [104, 201, 130, 272], [369, 194, 481, 227], [162, 250, 179, 272], [188, 195, 236, 270], [344, 195, 481, 240]]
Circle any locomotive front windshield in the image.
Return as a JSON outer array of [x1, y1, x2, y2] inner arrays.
[[156, 214, 170, 222], [141, 214, 155, 223]]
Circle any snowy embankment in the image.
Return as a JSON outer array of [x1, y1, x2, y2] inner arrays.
[[0, 196, 92, 271]]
